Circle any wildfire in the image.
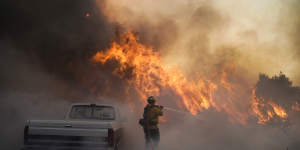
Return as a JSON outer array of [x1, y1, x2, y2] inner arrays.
[[250, 89, 288, 124], [269, 102, 288, 118], [92, 31, 218, 115], [91, 30, 291, 125]]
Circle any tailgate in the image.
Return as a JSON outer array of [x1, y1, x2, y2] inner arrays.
[[29, 126, 107, 136], [24, 121, 111, 149]]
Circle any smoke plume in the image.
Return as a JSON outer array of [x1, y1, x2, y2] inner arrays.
[[1, 0, 300, 150]]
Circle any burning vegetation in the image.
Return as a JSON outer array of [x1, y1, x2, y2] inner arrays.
[[251, 73, 300, 125], [92, 31, 218, 115], [2, 0, 300, 149], [91, 31, 300, 126]]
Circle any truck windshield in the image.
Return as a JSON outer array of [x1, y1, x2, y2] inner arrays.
[[69, 105, 115, 120]]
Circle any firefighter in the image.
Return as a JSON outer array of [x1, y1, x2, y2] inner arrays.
[[139, 96, 163, 149]]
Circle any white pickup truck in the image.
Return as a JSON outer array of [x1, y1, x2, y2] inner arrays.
[[23, 103, 124, 150]]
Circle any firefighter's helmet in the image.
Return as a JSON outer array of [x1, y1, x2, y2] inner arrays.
[[147, 96, 156, 104]]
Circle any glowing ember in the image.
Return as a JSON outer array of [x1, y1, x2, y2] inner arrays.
[[85, 13, 91, 17]]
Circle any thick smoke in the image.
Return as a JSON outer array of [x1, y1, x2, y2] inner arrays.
[[1, 0, 300, 150], [0, 0, 114, 149], [99, 0, 300, 83], [279, 0, 300, 83], [0, 0, 114, 91], [0, 42, 72, 149]]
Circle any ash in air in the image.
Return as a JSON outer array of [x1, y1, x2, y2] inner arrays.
[[0, 0, 300, 150]]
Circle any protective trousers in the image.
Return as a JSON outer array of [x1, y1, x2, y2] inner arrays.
[[144, 127, 160, 149]]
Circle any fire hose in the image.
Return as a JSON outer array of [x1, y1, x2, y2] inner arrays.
[[163, 106, 204, 121]]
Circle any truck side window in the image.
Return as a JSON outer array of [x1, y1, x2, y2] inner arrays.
[[70, 106, 92, 119]]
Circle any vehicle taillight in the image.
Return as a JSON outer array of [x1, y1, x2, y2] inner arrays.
[[24, 125, 29, 144], [108, 128, 114, 147]]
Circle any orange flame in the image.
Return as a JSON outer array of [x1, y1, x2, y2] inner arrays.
[[269, 102, 287, 118], [91, 31, 290, 125], [250, 89, 288, 124], [92, 31, 218, 114]]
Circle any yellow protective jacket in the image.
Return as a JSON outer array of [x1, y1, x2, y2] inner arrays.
[[143, 104, 163, 129]]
